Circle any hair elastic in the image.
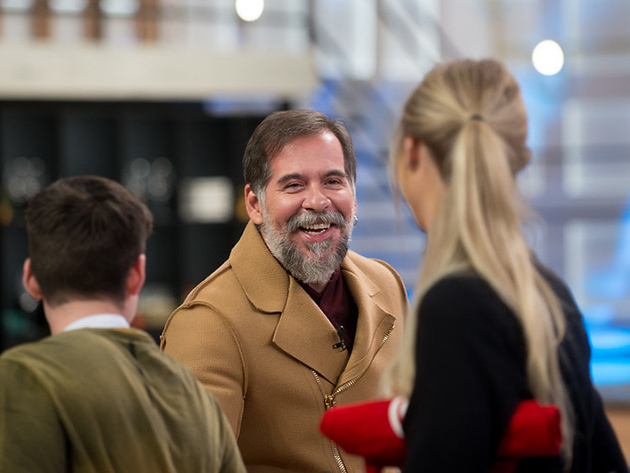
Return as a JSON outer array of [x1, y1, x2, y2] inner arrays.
[[470, 114, 484, 121]]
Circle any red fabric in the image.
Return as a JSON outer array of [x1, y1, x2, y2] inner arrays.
[[320, 398, 561, 472], [320, 399, 405, 466], [497, 399, 562, 457]]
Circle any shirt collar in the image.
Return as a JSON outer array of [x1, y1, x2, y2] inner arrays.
[[298, 267, 341, 304], [63, 313, 130, 332]]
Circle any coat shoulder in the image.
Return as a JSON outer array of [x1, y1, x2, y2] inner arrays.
[[345, 250, 406, 291], [344, 251, 408, 319], [181, 260, 238, 305]]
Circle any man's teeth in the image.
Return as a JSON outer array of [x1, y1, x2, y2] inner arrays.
[[301, 223, 330, 234]]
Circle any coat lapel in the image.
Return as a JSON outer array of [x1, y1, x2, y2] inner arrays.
[[272, 279, 349, 385], [337, 257, 397, 386], [230, 222, 398, 387], [230, 222, 289, 314], [230, 223, 348, 384]]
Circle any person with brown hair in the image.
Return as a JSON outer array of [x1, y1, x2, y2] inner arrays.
[[0, 175, 245, 473], [161, 110, 408, 472], [387, 59, 627, 471]]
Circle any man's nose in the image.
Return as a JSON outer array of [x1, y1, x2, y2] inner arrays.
[[302, 184, 331, 212]]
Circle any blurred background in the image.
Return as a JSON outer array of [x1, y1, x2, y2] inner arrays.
[[0, 0, 628, 457]]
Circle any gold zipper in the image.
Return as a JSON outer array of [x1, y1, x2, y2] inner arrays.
[[313, 324, 395, 473], [314, 371, 348, 473]]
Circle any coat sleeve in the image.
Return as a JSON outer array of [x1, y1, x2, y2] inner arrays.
[[590, 388, 628, 472], [0, 358, 67, 472], [199, 389, 247, 473], [161, 304, 247, 438], [403, 276, 530, 472]]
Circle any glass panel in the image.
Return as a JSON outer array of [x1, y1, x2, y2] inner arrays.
[[565, 219, 630, 390], [563, 100, 630, 198]]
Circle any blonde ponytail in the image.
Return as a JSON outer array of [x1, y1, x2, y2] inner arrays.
[[387, 59, 574, 462]]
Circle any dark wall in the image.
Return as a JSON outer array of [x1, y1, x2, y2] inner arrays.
[[0, 100, 269, 351]]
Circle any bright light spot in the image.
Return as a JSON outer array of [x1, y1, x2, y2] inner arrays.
[[235, 0, 264, 22], [0, 0, 33, 11], [532, 40, 565, 76], [100, 0, 138, 16], [50, 0, 87, 13]]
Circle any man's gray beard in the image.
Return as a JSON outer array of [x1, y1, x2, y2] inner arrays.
[[261, 210, 353, 287]]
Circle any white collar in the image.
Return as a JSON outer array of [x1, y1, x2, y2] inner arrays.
[[63, 313, 130, 332]]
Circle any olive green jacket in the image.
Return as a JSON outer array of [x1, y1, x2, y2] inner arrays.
[[0, 328, 245, 473]]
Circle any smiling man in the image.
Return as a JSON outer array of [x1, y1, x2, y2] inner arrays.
[[160, 110, 408, 473]]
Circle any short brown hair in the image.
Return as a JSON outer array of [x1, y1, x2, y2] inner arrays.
[[242, 110, 356, 196], [25, 175, 153, 306]]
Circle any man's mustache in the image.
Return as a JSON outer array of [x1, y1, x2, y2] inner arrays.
[[285, 211, 347, 234]]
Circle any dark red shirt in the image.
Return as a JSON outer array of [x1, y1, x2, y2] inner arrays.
[[299, 268, 358, 353]]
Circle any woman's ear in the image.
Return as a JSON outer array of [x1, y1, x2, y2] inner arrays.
[[402, 137, 422, 171], [22, 258, 43, 301], [244, 184, 264, 225]]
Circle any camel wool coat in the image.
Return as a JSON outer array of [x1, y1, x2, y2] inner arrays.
[[161, 221, 407, 473]]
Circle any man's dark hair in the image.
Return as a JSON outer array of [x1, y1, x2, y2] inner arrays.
[[242, 110, 357, 197], [25, 175, 153, 306]]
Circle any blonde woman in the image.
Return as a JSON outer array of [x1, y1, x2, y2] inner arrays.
[[389, 59, 627, 471]]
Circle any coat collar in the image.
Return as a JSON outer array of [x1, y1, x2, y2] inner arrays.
[[230, 221, 397, 385], [229, 221, 291, 313]]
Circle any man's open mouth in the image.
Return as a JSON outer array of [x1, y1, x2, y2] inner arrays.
[[300, 223, 332, 235]]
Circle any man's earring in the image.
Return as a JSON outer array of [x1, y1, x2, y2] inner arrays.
[[353, 215, 358, 227]]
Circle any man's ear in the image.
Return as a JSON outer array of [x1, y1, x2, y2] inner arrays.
[[244, 183, 264, 225], [22, 258, 43, 301], [126, 254, 146, 297]]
